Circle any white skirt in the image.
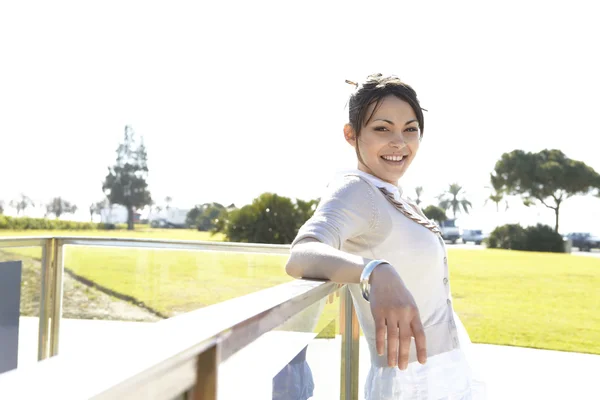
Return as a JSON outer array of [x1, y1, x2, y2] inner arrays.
[[364, 313, 487, 400]]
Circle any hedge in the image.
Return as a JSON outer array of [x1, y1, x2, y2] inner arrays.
[[0, 216, 126, 231]]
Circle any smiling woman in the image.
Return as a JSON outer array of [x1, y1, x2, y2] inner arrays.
[[286, 73, 486, 399], [343, 74, 424, 186]]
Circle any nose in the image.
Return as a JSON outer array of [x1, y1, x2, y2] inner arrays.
[[389, 134, 407, 148]]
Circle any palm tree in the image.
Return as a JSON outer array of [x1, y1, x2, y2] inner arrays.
[[438, 183, 472, 219], [484, 189, 508, 212], [484, 174, 509, 212], [89, 200, 107, 222], [10, 194, 34, 215], [414, 186, 424, 205]]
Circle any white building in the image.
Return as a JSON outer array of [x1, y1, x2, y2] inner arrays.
[[148, 208, 189, 228], [99, 204, 189, 227], [99, 204, 136, 224]]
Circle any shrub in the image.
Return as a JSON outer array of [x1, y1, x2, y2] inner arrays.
[[524, 224, 565, 253], [486, 224, 527, 250], [0, 216, 98, 230], [97, 223, 117, 230], [422, 205, 447, 223], [486, 223, 565, 253]]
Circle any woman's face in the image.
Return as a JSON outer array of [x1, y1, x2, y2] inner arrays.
[[344, 95, 421, 185]]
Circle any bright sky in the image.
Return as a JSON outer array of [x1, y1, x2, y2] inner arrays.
[[2, 1, 600, 234]]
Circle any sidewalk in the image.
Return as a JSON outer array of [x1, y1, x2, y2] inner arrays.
[[305, 337, 600, 400]]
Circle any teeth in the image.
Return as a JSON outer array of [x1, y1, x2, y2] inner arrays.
[[382, 155, 405, 162]]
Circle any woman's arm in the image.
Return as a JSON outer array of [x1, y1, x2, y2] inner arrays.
[[286, 237, 426, 370], [285, 237, 371, 283]]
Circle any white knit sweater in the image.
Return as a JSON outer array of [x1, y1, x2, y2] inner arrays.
[[292, 170, 487, 400]]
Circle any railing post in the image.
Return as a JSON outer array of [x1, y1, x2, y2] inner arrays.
[[37, 238, 54, 360], [192, 342, 219, 400], [49, 238, 65, 357], [340, 285, 360, 400]]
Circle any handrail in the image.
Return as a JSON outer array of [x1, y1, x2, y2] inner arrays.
[[0, 235, 361, 399], [0, 280, 339, 399], [0, 235, 292, 359], [0, 237, 49, 248], [0, 235, 291, 254]]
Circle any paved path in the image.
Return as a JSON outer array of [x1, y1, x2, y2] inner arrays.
[[572, 249, 600, 258], [10, 318, 600, 399]]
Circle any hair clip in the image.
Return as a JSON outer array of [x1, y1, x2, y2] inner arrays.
[[345, 79, 359, 89]]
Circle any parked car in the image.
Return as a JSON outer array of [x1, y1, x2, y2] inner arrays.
[[440, 219, 461, 244], [564, 232, 600, 252], [461, 229, 486, 245]]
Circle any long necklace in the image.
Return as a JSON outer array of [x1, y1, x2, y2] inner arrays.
[[378, 187, 442, 236]]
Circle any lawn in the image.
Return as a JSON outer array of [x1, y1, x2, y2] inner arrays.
[[448, 249, 600, 354], [1, 229, 599, 354]]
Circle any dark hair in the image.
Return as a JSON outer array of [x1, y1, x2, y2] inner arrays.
[[347, 73, 425, 139]]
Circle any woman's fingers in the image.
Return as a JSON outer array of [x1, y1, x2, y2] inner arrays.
[[375, 317, 387, 356], [398, 324, 412, 370], [411, 317, 427, 365], [375, 313, 427, 370], [386, 320, 400, 367]]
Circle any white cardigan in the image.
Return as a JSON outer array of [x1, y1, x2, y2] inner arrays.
[[292, 170, 487, 400]]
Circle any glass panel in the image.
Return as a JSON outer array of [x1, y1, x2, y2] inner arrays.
[[58, 245, 293, 358], [218, 287, 343, 399], [0, 245, 42, 370]]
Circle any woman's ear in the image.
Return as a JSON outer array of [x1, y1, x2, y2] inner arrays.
[[343, 124, 356, 148]]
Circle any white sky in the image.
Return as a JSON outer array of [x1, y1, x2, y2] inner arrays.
[[1, 0, 600, 234]]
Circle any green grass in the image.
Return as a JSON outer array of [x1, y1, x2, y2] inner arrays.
[[2, 229, 599, 354], [448, 249, 600, 354]]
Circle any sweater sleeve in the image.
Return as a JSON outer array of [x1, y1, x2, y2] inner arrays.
[[291, 175, 377, 250]]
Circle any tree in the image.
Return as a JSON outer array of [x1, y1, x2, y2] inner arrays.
[[485, 191, 506, 212], [0, 200, 4, 214], [10, 194, 34, 215], [102, 125, 152, 230], [213, 194, 318, 244], [483, 181, 509, 212], [46, 197, 77, 219], [414, 186, 424, 205], [422, 205, 447, 224], [165, 196, 172, 210], [294, 198, 320, 228], [186, 202, 227, 231], [437, 183, 472, 219], [89, 200, 107, 222], [229, 194, 298, 244], [491, 149, 600, 232]]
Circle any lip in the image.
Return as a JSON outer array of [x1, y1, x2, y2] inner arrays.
[[380, 154, 408, 159], [380, 155, 407, 166], [380, 153, 409, 158]]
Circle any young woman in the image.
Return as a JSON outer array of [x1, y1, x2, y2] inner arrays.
[[286, 74, 486, 399]]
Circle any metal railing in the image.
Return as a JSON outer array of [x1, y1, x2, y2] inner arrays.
[[0, 235, 361, 399]]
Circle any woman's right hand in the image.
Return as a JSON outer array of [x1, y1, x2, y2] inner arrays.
[[368, 263, 427, 371]]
